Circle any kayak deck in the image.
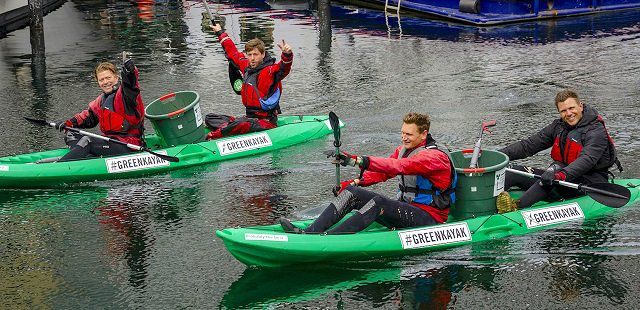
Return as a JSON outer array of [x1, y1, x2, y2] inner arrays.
[[215, 179, 640, 268], [0, 115, 338, 188]]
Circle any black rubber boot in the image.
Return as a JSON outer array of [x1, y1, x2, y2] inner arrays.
[[279, 218, 304, 234]]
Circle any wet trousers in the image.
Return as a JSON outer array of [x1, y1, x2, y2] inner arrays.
[[304, 186, 437, 234], [504, 164, 588, 209], [58, 132, 133, 162], [206, 115, 276, 140]]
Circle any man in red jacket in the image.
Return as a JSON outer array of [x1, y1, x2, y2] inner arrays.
[[280, 113, 457, 234], [57, 59, 145, 162], [206, 23, 293, 140]]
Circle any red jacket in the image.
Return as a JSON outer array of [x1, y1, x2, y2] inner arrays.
[[217, 32, 293, 119], [358, 140, 453, 223], [67, 64, 145, 146]]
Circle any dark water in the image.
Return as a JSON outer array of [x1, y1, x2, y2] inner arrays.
[[2, 0, 640, 308]]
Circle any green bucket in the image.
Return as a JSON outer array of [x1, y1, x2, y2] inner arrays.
[[449, 149, 509, 220], [145, 91, 206, 147]]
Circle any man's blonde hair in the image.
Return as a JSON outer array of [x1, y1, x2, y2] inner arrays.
[[94, 62, 117, 79]]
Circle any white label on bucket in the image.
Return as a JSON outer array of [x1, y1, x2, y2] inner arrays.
[[216, 133, 272, 156], [0, 165, 8, 171], [398, 222, 471, 249], [493, 167, 506, 197], [105, 151, 171, 173], [245, 233, 288, 242], [470, 186, 477, 192], [193, 103, 203, 127], [521, 203, 584, 229]]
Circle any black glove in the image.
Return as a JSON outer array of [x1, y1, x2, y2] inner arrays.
[[54, 120, 71, 132], [123, 58, 135, 74], [540, 168, 556, 186]]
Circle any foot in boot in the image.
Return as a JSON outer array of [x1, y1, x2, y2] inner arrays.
[[496, 191, 518, 214], [279, 218, 304, 234]]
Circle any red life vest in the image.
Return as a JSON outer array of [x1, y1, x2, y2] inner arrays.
[[241, 56, 282, 120], [88, 87, 145, 145], [550, 115, 617, 170]]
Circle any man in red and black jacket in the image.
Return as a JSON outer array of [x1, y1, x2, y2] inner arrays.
[[280, 113, 457, 234], [57, 59, 145, 162], [206, 23, 293, 140], [499, 89, 620, 209]]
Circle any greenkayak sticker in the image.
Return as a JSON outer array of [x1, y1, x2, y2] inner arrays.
[[521, 202, 584, 229], [398, 222, 471, 249], [105, 151, 171, 173], [0, 165, 8, 171], [216, 133, 272, 156], [245, 233, 288, 242]]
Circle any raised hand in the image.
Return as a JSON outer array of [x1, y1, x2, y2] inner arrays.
[[277, 39, 292, 55], [210, 23, 223, 34]]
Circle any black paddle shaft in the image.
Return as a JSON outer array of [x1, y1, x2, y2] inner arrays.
[[328, 112, 341, 190], [505, 168, 630, 208], [24, 117, 179, 163]]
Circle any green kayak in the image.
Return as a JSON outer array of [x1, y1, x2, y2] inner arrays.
[[0, 115, 339, 188], [215, 179, 640, 268]]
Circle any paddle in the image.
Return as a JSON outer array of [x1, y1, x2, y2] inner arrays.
[[505, 168, 630, 208], [201, 0, 242, 95], [24, 117, 180, 163], [328, 111, 342, 192], [469, 120, 496, 169], [201, 0, 217, 23]]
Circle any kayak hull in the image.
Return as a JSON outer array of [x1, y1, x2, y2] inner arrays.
[[215, 179, 640, 268], [0, 115, 337, 188]]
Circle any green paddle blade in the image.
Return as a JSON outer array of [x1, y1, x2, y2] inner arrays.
[[328, 111, 341, 147], [228, 62, 242, 95], [581, 182, 631, 208]]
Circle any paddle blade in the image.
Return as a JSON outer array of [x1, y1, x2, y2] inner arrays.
[[328, 111, 341, 146], [582, 182, 631, 208], [24, 117, 52, 126], [482, 120, 496, 129], [147, 150, 180, 163]]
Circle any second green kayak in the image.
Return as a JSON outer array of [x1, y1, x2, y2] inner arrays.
[[216, 179, 640, 268], [0, 115, 339, 188]]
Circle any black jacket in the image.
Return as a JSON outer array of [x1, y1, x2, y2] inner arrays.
[[500, 104, 616, 183]]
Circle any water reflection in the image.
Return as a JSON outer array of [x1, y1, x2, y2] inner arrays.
[[219, 260, 502, 309], [534, 217, 628, 304]]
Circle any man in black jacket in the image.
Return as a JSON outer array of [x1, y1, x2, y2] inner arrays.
[[498, 89, 619, 210]]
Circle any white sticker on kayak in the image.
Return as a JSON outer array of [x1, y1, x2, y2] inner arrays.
[[521, 202, 584, 229], [493, 167, 506, 197], [193, 103, 203, 128], [0, 165, 8, 171], [398, 222, 471, 249], [105, 151, 171, 173], [216, 133, 272, 156], [245, 233, 288, 242]]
